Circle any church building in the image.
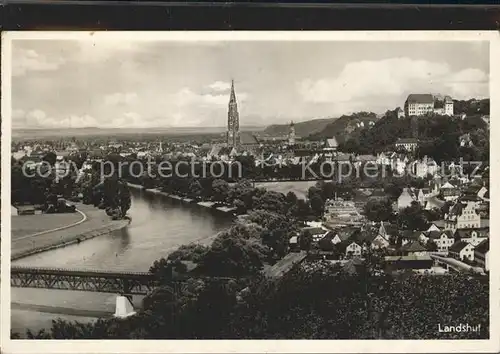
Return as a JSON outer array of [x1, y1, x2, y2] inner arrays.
[[226, 80, 259, 152]]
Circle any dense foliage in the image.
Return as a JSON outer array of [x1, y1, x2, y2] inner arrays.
[[338, 102, 489, 162], [21, 265, 489, 339]]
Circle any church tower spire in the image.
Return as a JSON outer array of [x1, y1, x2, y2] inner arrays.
[[227, 79, 240, 147], [288, 120, 296, 145]]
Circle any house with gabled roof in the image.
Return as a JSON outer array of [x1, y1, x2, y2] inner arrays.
[[397, 188, 416, 210], [418, 230, 454, 253], [400, 230, 422, 246], [301, 226, 329, 243], [474, 239, 489, 271], [400, 240, 429, 257], [440, 181, 460, 201], [394, 138, 418, 152], [449, 241, 475, 262], [331, 226, 359, 245], [365, 231, 390, 250], [445, 198, 481, 231], [324, 136, 338, 151], [427, 223, 442, 232], [453, 227, 489, 247], [376, 152, 392, 166], [337, 240, 363, 258]]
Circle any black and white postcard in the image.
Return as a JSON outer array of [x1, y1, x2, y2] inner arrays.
[[1, 31, 499, 353]]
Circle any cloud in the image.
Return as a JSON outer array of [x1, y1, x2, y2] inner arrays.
[[444, 68, 489, 99], [171, 87, 247, 107], [73, 41, 142, 64], [104, 92, 138, 106], [15, 109, 98, 128], [209, 81, 231, 92], [297, 58, 488, 107], [298, 58, 449, 103], [12, 109, 25, 119], [13, 48, 65, 77]]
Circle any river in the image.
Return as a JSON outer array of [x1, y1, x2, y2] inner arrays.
[[11, 188, 234, 336]]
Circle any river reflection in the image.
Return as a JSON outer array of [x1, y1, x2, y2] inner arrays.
[[13, 188, 233, 271], [11, 188, 234, 335]]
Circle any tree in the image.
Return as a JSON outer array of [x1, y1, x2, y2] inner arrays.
[[252, 191, 287, 214], [299, 229, 313, 251], [426, 240, 438, 252], [363, 199, 394, 222], [290, 199, 312, 220], [397, 202, 428, 231], [285, 191, 298, 206], [199, 231, 269, 276], [309, 194, 325, 217], [212, 179, 229, 204], [42, 151, 57, 166]]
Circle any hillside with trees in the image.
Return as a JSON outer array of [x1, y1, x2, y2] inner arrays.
[[453, 98, 490, 116], [262, 117, 338, 137], [307, 111, 379, 141], [338, 99, 489, 162]]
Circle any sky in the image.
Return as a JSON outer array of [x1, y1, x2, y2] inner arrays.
[[11, 39, 489, 129]]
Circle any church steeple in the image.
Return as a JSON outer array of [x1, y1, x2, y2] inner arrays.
[[229, 79, 236, 103], [227, 79, 240, 147], [288, 120, 296, 145]]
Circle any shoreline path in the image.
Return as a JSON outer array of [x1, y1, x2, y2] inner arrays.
[[12, 204, 129, 260]]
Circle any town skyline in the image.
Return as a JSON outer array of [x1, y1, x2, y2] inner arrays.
[[11, 39, 489, 129]]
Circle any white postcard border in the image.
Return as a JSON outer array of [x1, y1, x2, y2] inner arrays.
[[1, 30, 499, 353]]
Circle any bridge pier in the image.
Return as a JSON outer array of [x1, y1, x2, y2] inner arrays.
[[113, 295, 136, 319]]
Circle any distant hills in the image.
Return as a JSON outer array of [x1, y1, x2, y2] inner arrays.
[[261, 112, 380, 142], [307, 112, 379, 141], [262, 117, 338, 137], [12, 125, 265, 139]]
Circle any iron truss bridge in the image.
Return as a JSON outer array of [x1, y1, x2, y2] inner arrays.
[[11, 266, 239, 295]]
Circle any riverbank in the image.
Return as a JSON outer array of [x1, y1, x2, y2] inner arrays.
[[12, 203, 131, 260], [127, 183, 237, 214]]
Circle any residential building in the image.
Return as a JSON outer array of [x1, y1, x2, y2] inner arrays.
[[337, 240, 363, 258], [440, 182, 460, 201], [367, 233, 390, 250], [397, 188, 416, 210], [427, 223, 442, 232], [376, 152, 392, 166], [324, 200, 363, 226], [324, 136, 338, 151], [459, 133, 474, 147], [330, 226, 360, 245], [401, 230, 423, 246], [401, 240, 429, 257], [418, 230, 454, 254], [394, 138, 418, 152], [301, 226, 329, 243], [454, 227, 489, 247], [396, 107, 405, 119], [444, 198, 481, 231], [477, 186, 489, 202], [410, 156, 438, 178], [449, 241, 475, 262], [474, 239, 489, 271]]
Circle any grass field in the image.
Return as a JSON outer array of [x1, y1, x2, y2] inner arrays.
[[11, 204, 127, 259], [12, 212, 84, 238]]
